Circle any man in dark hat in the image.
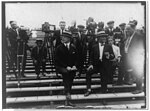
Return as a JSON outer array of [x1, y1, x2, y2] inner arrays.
[[97, 21, 105, 32], [55, 31, 78, 106], [84, 31, 115, 97], [105, 20, 115, 36], [31, 39, 47, 79], [128, 20, 138, 29]]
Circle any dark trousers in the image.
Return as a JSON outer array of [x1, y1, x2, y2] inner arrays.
[[118, 54, 134, 83], [56, 66, 75, 95], [33, 60, 46, 75], [86, 64, 109, 92]]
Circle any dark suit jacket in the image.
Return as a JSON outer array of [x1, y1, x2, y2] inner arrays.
[[7, 28, 29, 49], [55, 43, 78, 68], [105, 27, 116, 36], [89, 43, 115, 67], [31, 46, 47, 61]]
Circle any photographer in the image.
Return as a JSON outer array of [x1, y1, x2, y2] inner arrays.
[[6, 21, 29, 78]]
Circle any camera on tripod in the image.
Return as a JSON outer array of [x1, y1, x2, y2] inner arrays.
[[42, 22, 56, 33]]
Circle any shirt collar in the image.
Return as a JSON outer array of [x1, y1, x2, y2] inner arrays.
[[64, 42, 70, 46]]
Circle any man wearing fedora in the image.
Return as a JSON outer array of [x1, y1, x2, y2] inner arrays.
[[55, 31, 78, 106], [31, 39, 47, 79], [84, 31, 115, 97]]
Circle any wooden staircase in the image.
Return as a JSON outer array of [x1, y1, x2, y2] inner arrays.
[[5, 35, 146, 109]]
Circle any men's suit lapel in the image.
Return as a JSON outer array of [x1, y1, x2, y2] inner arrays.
[[62, 44, 69, 53]]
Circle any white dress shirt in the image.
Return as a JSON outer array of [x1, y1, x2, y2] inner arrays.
[[99, 43, 104, 61], [64, 42, 70, 50], [112, 44, 121, 59]]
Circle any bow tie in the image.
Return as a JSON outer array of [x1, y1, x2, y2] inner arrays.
[[101, 43, 105, 46]]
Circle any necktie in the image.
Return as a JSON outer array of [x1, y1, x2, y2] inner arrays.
[[37, 47, 40, 54]]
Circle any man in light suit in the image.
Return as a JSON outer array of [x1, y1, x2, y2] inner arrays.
[[84, 32, 115, 97], [124, 24, 145, 94]]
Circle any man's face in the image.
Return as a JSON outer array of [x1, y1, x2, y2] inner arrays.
[[72, 34, 78, 38], [108, 23, 114, 29], [125, 26, 134, 37], [59, 22, 66, 30], [10, 21, 18, 29], [37, 42, 42, 47], [78, 28, 83, 32], [61, 36, 70, 43], [120, 25, 126, 30], [98, 37, 106, 43], [108, 38, 114, 45]]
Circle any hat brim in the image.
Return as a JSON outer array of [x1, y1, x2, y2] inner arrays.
[[36, 41, 43, 43], [97, 34, 108, 38], [61, 34, 71, 38], [107, 22, 114, 24]]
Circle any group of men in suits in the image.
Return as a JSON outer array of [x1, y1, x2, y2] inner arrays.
[[6, 19, 145, 106], [54, 19, 145, 106]]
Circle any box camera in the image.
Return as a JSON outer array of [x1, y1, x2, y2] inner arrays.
[[42, 22, 56, 33]]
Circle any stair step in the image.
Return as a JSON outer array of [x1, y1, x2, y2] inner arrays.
[[6, 62, 55, 66], [6, 84, 137, 92], [6, 92, 145, 104], [7, 69, 56, 73], [6, 78, 113, 85]]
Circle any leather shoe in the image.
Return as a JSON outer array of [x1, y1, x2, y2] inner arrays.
[[65, 101, 75, 107], [132, 90, 143, 94], [66, 93, 71, 100], [84, 91, 91, 97], [36, 75, 40, 79], [21, 74, 26, 78], [124, 81, 133, 85], [102, 100, 107, 105], [42, 73, 46, 76], [101, 89, 108, 93], [113, 82, 123, 85]]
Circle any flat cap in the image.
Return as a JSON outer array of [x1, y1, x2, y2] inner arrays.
[[128, 20, 138, 26], [98, 22, 104, 27], [77, 25, 85, 29], [119, 23, 126, 26], [107, 20, 114, 24]]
